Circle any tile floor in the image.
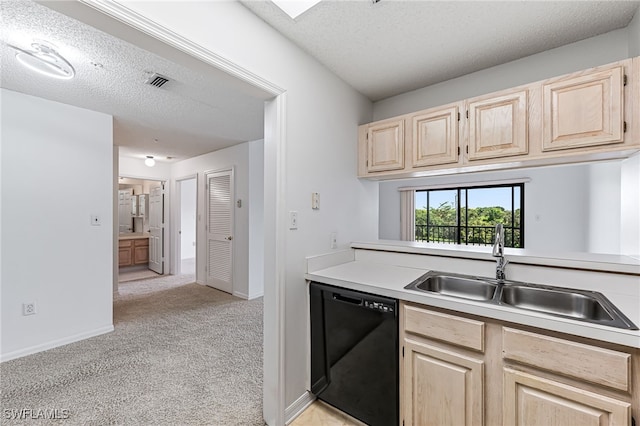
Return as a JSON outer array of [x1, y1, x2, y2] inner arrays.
[[290, 401, 364, 426]]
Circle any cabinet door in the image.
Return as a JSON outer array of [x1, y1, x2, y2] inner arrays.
[[367, 118, 405, 172], [467, 89, 529, 160], [503, 368, 630, 426], [403, 338, 484, 426], [133, 239, 149, 265], [118, 247, 133, 267], [134, 246, 149, 264], [412, 105, 459, 167], [543, 65, 624, 152]]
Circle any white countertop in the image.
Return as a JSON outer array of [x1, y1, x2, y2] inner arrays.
[[352, 240, 640, 275], [305, 257, 640, 349], [118, 232, 151, 240]]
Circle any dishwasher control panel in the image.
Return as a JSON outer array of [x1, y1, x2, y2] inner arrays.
[[364, 300, 395, 313]]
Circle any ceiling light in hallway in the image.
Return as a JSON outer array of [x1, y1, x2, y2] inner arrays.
[[144, 156, 155, 167]]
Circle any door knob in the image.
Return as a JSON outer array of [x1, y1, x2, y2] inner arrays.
[[226, 236, 233, 241]]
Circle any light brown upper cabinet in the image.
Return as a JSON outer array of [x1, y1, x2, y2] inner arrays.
[[467, 89, 529, 161], [357, 57, 638, 179], [543, 64, 625, 151], [365, 118, 405, 172], [411, 104, 460, 167]]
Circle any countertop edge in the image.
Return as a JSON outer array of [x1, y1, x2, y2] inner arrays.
[[304, 268, 640, 349], [351, 241, 640, 275], [118, 233, 152, 241]]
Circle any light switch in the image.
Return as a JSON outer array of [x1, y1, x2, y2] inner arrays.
[[289, 211, 298, 230], [91, 215, 101, 226], [311, 192, 320, 210]]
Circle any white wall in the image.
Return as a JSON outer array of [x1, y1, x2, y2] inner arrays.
[[378, 165, 591, 253], [373, 28, 630, 121], [1, 89, 114, 361], [629, 6, 640, 57], [587, 162, 622, 254], [170, 141, 264, 300], [179, 178, 196, 260], [620, 153, 640, 256], [113, 3, 379, 418]]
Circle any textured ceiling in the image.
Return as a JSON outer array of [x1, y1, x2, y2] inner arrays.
[[241, 0, 640, 101], [0, 0, 271, 163], [3, 1, 638, 164]]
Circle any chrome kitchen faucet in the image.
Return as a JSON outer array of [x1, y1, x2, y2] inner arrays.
[[492, 223, 508, 281]]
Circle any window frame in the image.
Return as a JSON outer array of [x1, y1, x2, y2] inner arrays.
[[414, 182, 525, 248]]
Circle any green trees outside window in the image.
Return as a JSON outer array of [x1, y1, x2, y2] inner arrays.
[[415, 183, 524, 248]]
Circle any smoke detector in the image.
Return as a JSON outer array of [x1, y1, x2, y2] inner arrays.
[[144, 73, 171, 88]]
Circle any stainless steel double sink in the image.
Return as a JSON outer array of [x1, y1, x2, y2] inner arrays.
[[404, 271, 638, 330]]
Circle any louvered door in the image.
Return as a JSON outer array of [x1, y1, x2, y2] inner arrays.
[[205, 169, 234, 293]]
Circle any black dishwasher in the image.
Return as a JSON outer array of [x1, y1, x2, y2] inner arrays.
[[309, 281, 398, 426]]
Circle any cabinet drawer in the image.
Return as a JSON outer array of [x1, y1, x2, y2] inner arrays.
[[502, 328, 631, 392], [134, 238, 149, 247], [118, 239, 132, 248], [404, 304, 485, 352]]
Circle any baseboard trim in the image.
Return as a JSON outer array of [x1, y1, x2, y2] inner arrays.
[[248, 291, 264, 300], [285, 391, 315, 425], [233, 290, 264, 300], [233, 291, 249, 300], [0, 325, 114, 363]]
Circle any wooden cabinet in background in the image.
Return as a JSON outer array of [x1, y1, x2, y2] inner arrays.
[[119, 237, 149, 267], [133, 238, 149, 265], [119, 239, 133, 267]]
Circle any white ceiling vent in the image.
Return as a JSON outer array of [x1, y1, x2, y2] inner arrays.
[[144, 73, 171, 88]]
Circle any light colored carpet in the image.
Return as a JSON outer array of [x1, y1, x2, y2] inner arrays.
[[118, 267, 162, 283], [1, 274, 264, 425]]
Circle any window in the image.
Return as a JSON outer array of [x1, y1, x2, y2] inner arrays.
[[414, 183, 524, 248]]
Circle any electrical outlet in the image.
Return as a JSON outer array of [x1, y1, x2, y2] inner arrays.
[[23, 302, 36, 316]]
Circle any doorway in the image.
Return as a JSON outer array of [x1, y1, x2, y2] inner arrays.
[[117, 176, 166, 284], [177, 176, 197, 276]]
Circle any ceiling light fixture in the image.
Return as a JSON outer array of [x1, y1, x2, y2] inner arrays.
[[144, 156, 156, 167], [10, 41, 75, 80]]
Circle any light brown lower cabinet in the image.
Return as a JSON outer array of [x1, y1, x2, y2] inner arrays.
[[118, 238, 149, 267], [133, 238, 149, 265], [400, 301, 638, 426], [118, 239, 133, 267], [403, 338, 484, 426], [503, 368, 630, 426]]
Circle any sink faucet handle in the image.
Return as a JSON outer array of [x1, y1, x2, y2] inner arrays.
[[492, 223, 505, 257]]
